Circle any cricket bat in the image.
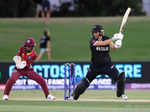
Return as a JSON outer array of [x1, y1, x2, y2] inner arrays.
[[119, 7, 131, 33]]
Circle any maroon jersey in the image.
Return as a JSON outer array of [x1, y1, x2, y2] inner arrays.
[[16, 46, 37, 69]]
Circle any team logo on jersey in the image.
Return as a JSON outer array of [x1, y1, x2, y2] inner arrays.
[[96, 46, 109, 51], [22, 53, 24, 57]]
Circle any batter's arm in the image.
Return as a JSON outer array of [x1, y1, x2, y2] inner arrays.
[[93, 38, 113, 46], [32, 51, 38, 62], [109, 41, 117, 50]]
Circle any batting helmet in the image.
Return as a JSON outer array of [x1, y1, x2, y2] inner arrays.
[[24, 37, 35, 47], [92, 25, 104, 36]]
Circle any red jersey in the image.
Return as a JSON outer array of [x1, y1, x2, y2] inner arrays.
[[16, 46, 37, 69]]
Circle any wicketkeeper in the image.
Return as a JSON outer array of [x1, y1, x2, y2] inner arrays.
[[2, 37, 56, 100], [72, 25, 128, 100]]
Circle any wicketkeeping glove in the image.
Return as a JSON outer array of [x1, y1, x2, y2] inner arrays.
[[112, 33, 124, 41], [13, 56, 21, 64], [16, 61, 27, 69], [13, 56, 26, 69]]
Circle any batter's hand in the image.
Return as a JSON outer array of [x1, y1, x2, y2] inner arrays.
[[112, 33, 124, 41], [114, 40, 122, 48]]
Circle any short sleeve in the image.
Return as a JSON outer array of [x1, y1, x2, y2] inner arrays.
[[32, 51, 38, 61], [90, 39, 97, 46], [16, 47, 22, 56], [47, 36, 50, 41]]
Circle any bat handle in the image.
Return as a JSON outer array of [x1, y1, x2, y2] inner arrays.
[[120, 30, 123, 34]]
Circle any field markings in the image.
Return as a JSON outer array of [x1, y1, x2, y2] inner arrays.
[[8, 98, 150, 102]]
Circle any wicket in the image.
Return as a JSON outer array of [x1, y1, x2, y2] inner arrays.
[[64, 63, 76, 100]]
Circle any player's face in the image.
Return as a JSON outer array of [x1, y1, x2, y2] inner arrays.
[[26, 46, 34, 52], [93, 32, 100, 39]]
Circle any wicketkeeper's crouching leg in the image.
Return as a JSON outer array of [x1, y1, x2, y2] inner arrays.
[[72, 78, 90, 100], [3, 72, 20, 97], [2, 71, 56, 101], [116, 72, 127, 100], [28, 71, 56, 100]]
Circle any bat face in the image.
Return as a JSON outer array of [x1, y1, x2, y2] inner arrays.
[[120, 8, 131, 32]]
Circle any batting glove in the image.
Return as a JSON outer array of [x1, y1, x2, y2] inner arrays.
[[112, 33, 124, 41], [114, 40, 122, 48]]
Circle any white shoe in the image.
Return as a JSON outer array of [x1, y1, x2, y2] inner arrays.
[[2, 95, 8, 100], [122, 94, 128, 100], [47, 95, 56, 101], [66, 96, 74, 101]]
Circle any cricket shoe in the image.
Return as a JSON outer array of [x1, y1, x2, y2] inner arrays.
[[2, 95, 8, 100], [66, 96, 74, 101], [47, 95, 56, 101], [122, 94, 128, 100]]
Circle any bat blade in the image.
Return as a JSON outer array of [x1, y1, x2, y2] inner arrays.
[[120, 7, 131, 32]]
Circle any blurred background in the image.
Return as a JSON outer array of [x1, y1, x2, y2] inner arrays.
[[0, 0, 149, 17]]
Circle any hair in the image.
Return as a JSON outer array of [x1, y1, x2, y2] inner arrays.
[[44, 29, 49, 36]]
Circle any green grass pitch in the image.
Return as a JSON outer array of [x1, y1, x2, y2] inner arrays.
[[0, 17, 150, 61], [0, 100, 150, 112], [0, 90, 150, 112]]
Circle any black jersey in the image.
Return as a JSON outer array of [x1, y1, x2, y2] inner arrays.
[[90, 36, 111, 65], [42, 0, 51, 11], [40, 35, 50, 48]]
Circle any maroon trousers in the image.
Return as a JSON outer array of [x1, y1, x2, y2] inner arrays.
[[4, 69, 49, 98]]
